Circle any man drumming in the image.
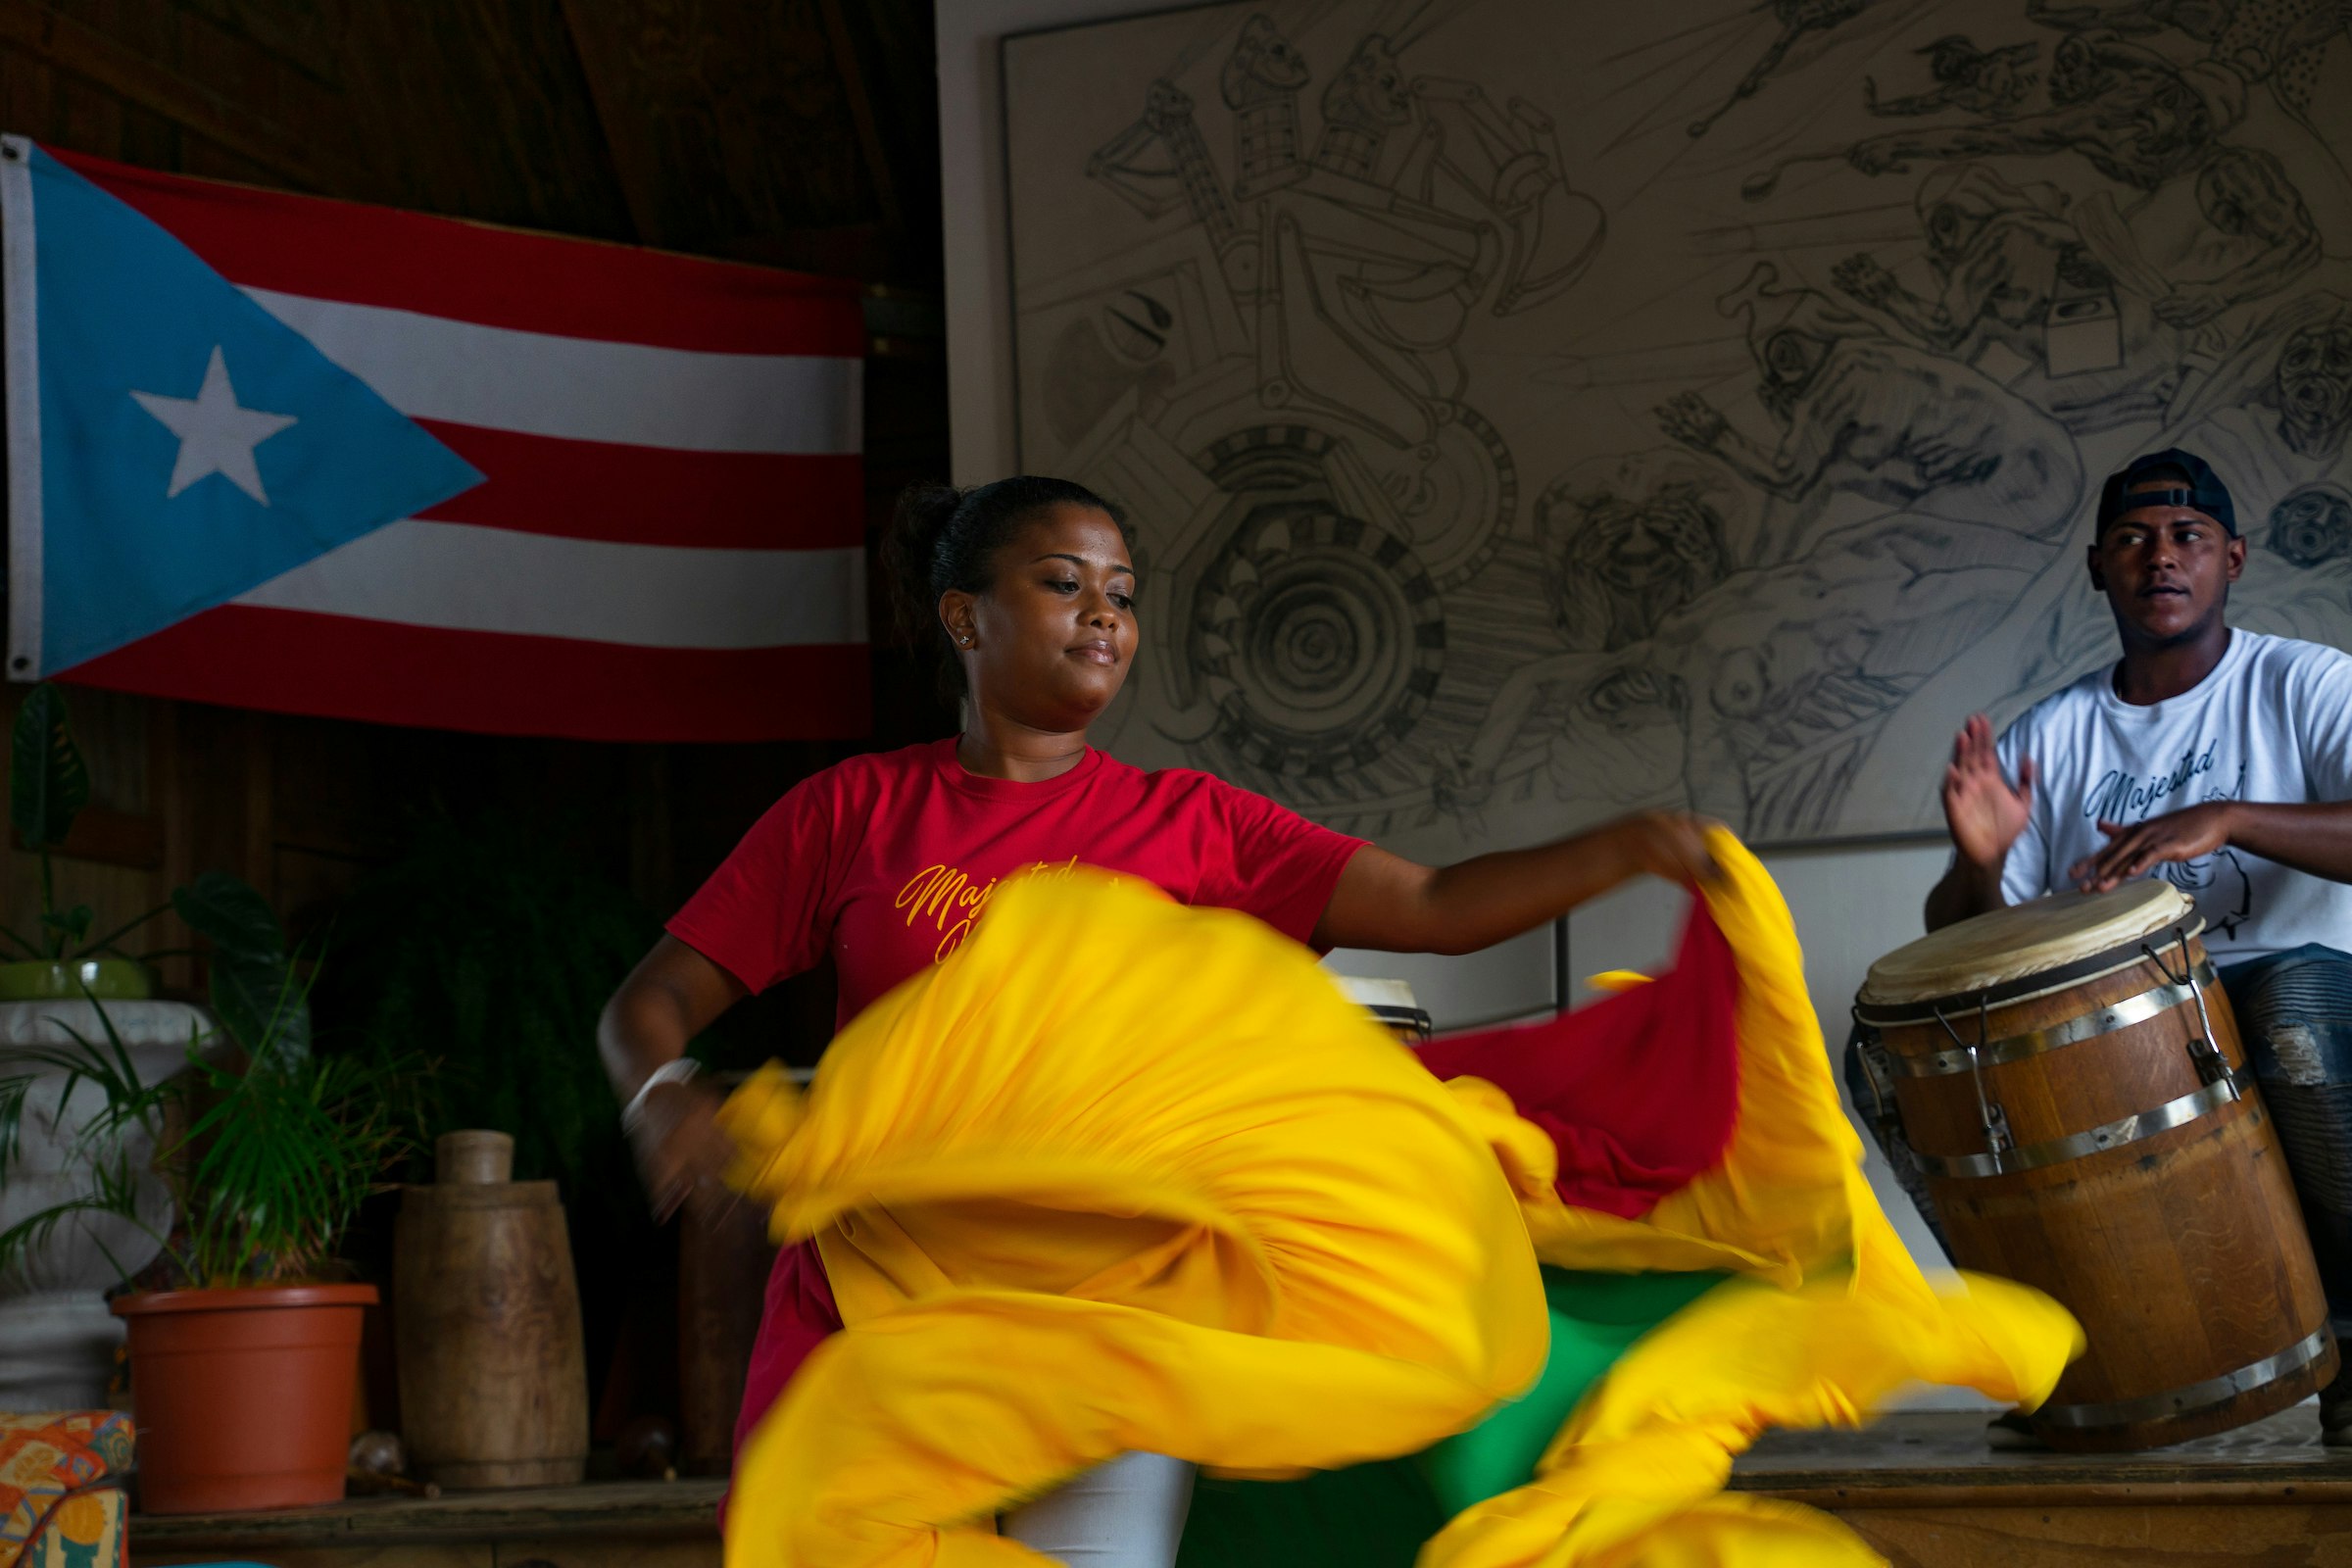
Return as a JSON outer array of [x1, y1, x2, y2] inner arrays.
[[1853, 448, 2352, 1438]]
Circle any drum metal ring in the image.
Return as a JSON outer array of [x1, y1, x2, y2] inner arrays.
[[1882, 958, 2222, 1078], [2034, 1327, 2332, 1431], [1854, 917, 2208, 1027], [1908, 1070, 2248, 1180]]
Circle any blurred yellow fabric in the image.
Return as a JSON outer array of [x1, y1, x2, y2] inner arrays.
[[717, 835, 2081, 1568], [719, 868, 1549, 1568], [1421, 832, 2082, 1568]]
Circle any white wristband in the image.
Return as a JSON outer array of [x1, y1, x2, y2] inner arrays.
[[621, 1057, 700, 1131]]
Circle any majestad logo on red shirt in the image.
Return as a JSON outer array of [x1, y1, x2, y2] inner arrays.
[[896, 858, 1084, 961]]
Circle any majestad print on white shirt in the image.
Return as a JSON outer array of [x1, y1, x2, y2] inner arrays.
[[1993, 630, 2352, 961]]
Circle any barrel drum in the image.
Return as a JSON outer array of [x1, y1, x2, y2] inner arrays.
[[1855, 883, 2335, 1450]]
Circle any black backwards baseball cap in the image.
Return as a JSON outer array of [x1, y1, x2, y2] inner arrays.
[[2095, 448, 2238, 537]]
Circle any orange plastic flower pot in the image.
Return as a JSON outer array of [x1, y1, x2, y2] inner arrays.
[[112, 1284, 376, 1514]]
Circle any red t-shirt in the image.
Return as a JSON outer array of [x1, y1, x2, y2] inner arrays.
[[672, 738, 1367, 1476], [668, 737, 1367, 1026]]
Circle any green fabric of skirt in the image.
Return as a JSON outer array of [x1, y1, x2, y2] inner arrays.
[[1175, 1268, 1729, 1567]]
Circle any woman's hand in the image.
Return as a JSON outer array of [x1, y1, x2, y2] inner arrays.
[[626, 1077, 734, 1223], [1599, 808, 1725, 887], [601, 935, 750, 1222]]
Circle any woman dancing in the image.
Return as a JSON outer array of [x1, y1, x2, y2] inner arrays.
[[599, 475, 1720, 1566]]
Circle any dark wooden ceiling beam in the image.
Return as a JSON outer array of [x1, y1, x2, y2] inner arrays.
[[550, 0, 661, 246], [0, 3, 368, 194], [814, 0, 904, 239]]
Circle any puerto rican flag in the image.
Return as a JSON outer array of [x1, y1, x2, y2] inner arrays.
[[0, 138, 866, 741]]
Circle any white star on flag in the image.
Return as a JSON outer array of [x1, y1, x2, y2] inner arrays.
[[130, 345, 298, 506]]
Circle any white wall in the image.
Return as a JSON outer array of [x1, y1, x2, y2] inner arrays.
[[937, 0, 1989, 1406], [939, 0, 1104, 486]]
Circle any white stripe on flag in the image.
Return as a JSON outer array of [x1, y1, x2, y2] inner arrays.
[[243, 288, 864, 456], [234, 520, 866, 649]]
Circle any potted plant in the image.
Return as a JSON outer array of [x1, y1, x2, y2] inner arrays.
[[0, 684, 316, 1418], [0, 964, 418, 1513]]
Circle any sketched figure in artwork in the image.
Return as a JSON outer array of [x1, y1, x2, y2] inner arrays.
[[1688, 0, 1873, 138], [2240, 302, 2352, 464], [2170, 293, 2352, 503], [1863, 35, 2041, 117], [1428, 453, 1737, 830], [2207, 0, 2352, 138], [2247, 484, 2352, 644], [1441, 515, 2040, 836], [1221, 14, 1312, 200], [1832, 166, 2087, 359], [1843, 32, 2238, 192], [1431, 663, 1693, 832], [1655, 263, 2085, 534], [2027, 0, 2238, 42], [2033, 0, 2352, 155], [1831, 153, 2314, 430], [1083, 20, 1601, 455], [1533, 456, 1738, 653], [2066, 144, 2320, 328], [2270, 483, 2352, 566], [1312, 33, 1413, 178]]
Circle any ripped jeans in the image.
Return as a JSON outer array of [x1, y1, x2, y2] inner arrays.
[[1843, 943, 2352, 1414]]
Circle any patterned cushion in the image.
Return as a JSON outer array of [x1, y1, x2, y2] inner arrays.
[[12, 1486, 123, 1568], [0, 1411, 134, 1568]]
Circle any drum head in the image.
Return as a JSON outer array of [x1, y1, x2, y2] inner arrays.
[[1859, 881, 2195, 1008]]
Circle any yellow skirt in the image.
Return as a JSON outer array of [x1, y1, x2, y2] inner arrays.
[[719, 835, 2081, 1568]]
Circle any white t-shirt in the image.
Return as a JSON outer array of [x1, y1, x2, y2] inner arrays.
[[1994, 629, 2352, 961]]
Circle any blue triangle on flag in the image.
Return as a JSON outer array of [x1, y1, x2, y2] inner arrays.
[[8, 141, 482, 674]]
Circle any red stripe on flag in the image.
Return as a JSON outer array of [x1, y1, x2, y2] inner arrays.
[[63, 607, 870, 742], [51, 148, 865, 358], [416, 423, 865, 549]]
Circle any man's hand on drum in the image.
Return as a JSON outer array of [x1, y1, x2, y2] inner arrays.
[[1942, 714, 2035, 867], [2069, 805, 2235, 894]]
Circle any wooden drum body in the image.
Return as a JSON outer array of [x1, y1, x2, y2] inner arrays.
[[1855, 885, 2336, 1451]]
